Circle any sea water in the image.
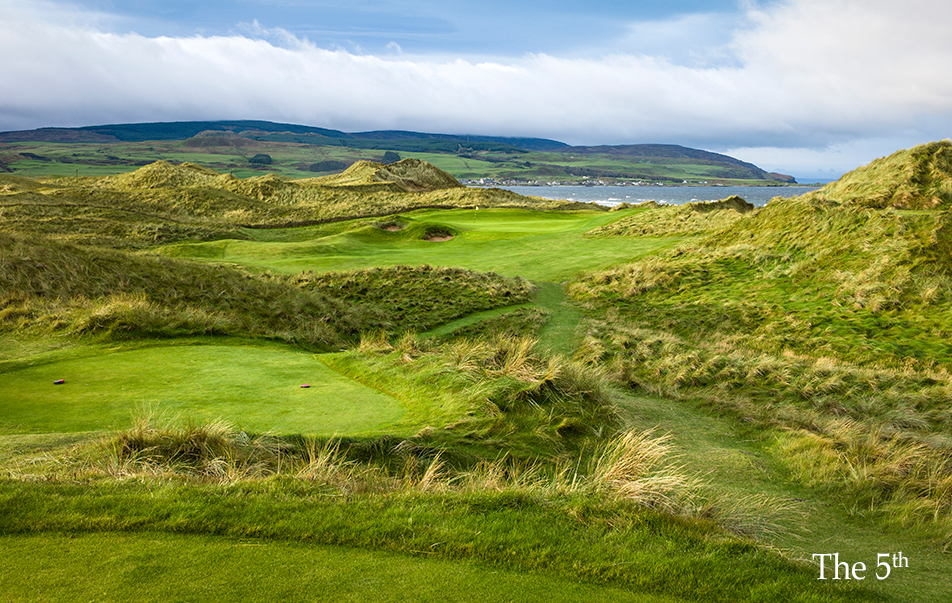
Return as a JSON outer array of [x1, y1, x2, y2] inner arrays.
[[498, 185, 821, 208]]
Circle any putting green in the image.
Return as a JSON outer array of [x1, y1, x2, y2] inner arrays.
[[0, 341, 404, 435]]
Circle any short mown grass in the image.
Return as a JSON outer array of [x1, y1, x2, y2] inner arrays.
[[0, 532, 676, 603], [0, 339, 405, 436]]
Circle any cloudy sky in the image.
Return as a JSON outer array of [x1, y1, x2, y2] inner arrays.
[[1, 0, 950, 179]]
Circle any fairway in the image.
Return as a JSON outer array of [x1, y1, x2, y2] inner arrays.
[[0, 341, 404, 435], [162, 207, 677, 280]]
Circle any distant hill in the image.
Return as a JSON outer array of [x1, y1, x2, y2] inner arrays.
[[558, 144, 783, 182], [560, 143, 762, 169], [0, 120, 793, 183], [0, 121, 351, 143], [347, 130, 569, 152], [0, 120, 566, 151]]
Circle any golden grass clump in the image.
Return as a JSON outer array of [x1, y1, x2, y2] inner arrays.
[[589, 196, 754, 237], [803, 140, 952, 210], [773, 422, 952, 546], [588, 430, 692, 512]]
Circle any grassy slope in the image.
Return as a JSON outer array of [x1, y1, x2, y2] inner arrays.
[[2, 148, 948, 601], [569, 142, 952, 549]]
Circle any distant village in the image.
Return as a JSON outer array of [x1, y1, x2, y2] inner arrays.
[[458, 177, 709, 187]]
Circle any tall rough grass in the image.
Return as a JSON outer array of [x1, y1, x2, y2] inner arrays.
[[5, 411, 788, 540], [589, 196, 754, 237], [348, 333, 622, 456], [803, 140, 952, 209], [568, 143, 952, 543], [0, 230, 366, 348], [775, 422, 952, 532]]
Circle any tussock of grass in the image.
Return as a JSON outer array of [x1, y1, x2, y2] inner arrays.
[[337, 333, 621, 458], [589, 196, 754, 237], [588, 430, 692, 512], [293, 265, 534, 333], [101, 413, 288, 480]]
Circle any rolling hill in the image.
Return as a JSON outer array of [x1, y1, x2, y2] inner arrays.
[[0, 120, 795, 184]]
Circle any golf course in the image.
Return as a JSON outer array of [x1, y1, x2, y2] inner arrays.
[[2, 143, 951, 602]]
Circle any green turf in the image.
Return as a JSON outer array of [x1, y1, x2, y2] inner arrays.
[[162, 208, 679, 281], [0, 339, 405, 435], [0, 532, 679, 603]]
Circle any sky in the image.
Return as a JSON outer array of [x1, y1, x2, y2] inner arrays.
[[1, 1, 950, 180]]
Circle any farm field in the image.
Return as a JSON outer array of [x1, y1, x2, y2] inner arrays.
[[2, 146, 951, 601]]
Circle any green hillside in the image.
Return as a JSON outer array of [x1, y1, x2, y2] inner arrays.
[[2, 145, 951, 602], [571, 141, 952, 545], [0, 119, 795, 184]]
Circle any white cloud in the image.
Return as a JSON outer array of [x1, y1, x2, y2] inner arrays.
[[614, 12, 742, 67], [0, 0, 950, 176], [732, 0, 952, 131], [723, 135, 941, 181]]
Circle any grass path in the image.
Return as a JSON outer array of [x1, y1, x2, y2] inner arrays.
[[533, 281, 583, 355], [613, 390, 951, 603]]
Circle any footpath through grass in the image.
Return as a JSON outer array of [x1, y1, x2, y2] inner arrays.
[[614, 389, 951, 603]]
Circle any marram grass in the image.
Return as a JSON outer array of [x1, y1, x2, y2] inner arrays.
[[568, 142, 952, 545]]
